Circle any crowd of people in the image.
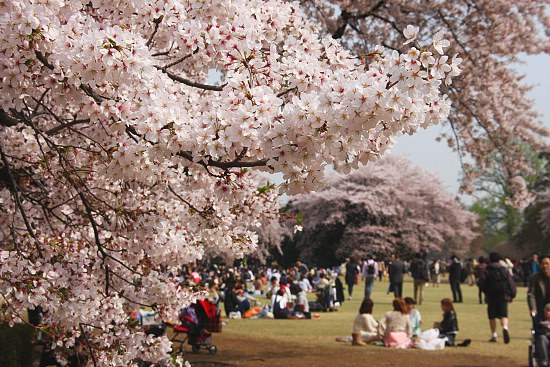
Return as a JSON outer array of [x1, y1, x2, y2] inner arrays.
[[175, 250, 550, 358]]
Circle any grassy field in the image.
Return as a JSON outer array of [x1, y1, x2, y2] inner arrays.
[[221, 277, 532, 365]]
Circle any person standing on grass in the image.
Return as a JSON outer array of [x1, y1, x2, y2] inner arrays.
[[475, 256, 488, 304], [479, 252, 517, 344], [362, 254, 377, 299], [410, 252, 429, 305], [389, 254, 405, 298], [528, 255, 550, 321], [345, 257, 360, 300], [430, 258, 441, 288], [448, 255, 463, 303]]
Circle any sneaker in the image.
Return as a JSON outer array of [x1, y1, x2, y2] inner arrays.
[[458, 339, 472, 347], [489, 337, 497, 342], [503, 329, 510, 344]]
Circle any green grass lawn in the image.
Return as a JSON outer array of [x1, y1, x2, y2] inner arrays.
[[224, 277, 532, 365]]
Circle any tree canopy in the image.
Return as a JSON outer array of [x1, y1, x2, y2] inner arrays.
[[300, 0, 550, 206], [0, 0, 460, 364], [288, 156, 477, 266]]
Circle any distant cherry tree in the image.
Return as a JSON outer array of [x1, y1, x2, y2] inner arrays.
[[299, 0, 550, 208], [289, 156, 477, 265]]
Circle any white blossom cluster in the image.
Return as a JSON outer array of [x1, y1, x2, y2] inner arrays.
[[0, 0, 460, 365]]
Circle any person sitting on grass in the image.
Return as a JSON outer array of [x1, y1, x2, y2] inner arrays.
[[433, 298, 471, 347], [272, 288, 295, 319], [378, 298, 412, 348], [404, 297, 422, 338], [291, 284, 311, 319], [335, 298, 379, 345]]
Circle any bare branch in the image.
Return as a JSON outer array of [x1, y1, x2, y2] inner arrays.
[[157, 67, 225, 91], [145, 16, 163, 48], [46, 118, 91, 136], [176, 150, 268, 170], [35, 51, 54, 70]]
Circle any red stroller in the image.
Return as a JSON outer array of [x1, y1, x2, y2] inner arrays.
[[171, 300, 221, 355]]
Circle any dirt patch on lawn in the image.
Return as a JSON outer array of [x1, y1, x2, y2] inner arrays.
[[184, 333, 520, 367]]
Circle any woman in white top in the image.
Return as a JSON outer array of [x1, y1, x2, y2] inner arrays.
[[336, 298, 379, 345], [352, 298, 379, 345]]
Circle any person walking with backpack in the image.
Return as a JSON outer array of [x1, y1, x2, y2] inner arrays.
[[410, 253, 429, 305], [362, 255, 378, 299], [479, 252, 517, 344]]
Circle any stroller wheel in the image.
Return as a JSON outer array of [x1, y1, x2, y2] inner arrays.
[[192, 344, 201, 353], [529, 345, 536, 367], [178, 344, 186, 355], [208, 345, 217, 355]]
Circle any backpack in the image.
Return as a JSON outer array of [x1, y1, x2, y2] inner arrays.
[[412, 260, 429, 281], [484, 267, 509, 296], [367, 262, 376, 275]]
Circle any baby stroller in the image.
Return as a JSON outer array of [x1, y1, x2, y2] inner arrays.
[[310, 285, 339, 312], [171, 300, 220, 355], [530, 316, 541, 367]]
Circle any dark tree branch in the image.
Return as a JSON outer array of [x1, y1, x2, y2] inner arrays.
[[0, 109, 20, 127], [176, 150, 268, 170], [145, 16, 163, 48], [156, 67, 225, 91], [35, 51, 54, 70], [79, 324, 98, 367], [46, 119, 91, 136]]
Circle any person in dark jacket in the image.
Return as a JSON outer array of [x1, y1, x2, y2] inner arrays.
[[448, 255, 463, 303], [434, 298, 471, 347], [345, 257, 360, 300], [475, 256, 487, 304], [528, 255, 550, 320], [388, 254, 405, 298], [479, 252, 517, 344], [410, 253, 429, 305]]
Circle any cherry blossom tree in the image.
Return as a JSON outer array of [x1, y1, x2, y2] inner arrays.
[[0, 0, 460, 365], [288, 156, 477, 266], [299, 0, 550, 207]]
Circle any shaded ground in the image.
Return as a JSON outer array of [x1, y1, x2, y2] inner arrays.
[[185, 333, 521, 367]]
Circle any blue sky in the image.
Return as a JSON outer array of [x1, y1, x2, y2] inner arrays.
[[389, 54, 550, 205]]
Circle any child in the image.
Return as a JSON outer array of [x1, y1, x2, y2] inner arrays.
[[433, 298, 471, 347], [535, 303, 550, 366], [404, 297, 422, 337]]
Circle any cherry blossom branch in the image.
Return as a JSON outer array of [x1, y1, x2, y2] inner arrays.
[[0, 143, 44, 258], [35, 50, 54, 70], [151, 42, 175, 57], [167, 184, 204, 216], [145, 16, 163, 48], [437, 10, 472, 60], [332, 1, 386, 39], [157, 67, 225, 91], [46, 118, 91, 136], [176, 151, 268, 169], [447, 118, 467, 172], [79, 323, 98, 367]]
